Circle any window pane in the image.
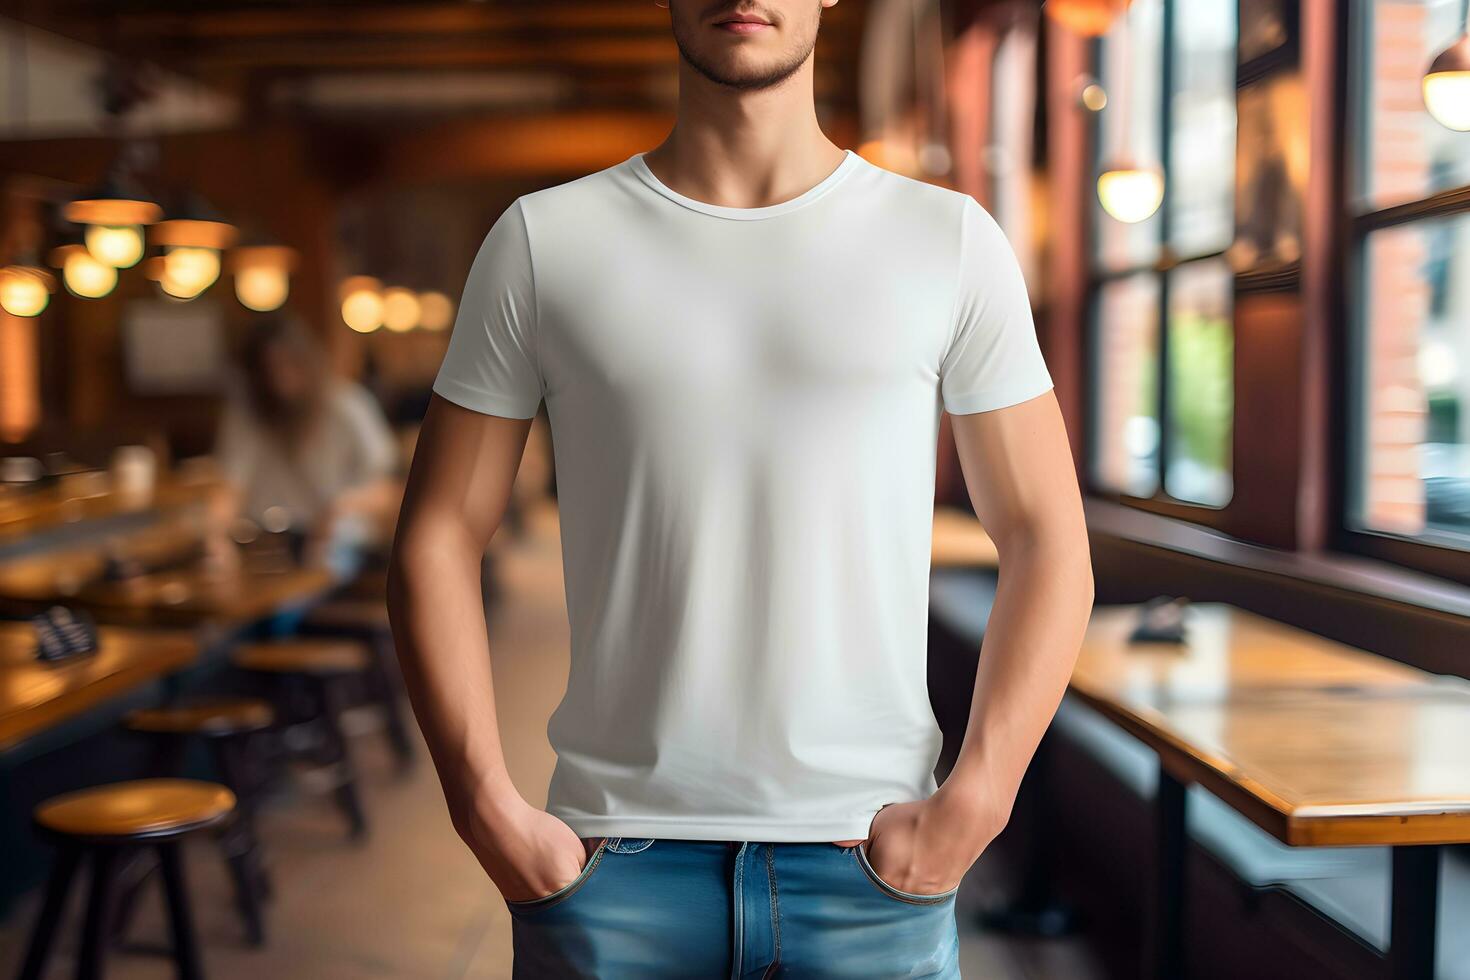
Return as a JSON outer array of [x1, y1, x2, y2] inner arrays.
[[1169, 0, 1237, 257], [1355, 214, 1470, 546], [1357, 0, 1470, 208], [1094, 0, 1164, 270], [1165, 260, 1234, 505], [1092, 273, 1162, 496]]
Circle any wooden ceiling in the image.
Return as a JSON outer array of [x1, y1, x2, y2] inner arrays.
[[3, 1, 872, 117]]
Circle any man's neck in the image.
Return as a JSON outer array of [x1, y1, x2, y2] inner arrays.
[[642, 67, 847, 210]]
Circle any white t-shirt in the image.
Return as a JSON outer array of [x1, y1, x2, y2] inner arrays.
[[433, 148, 1053, 842]]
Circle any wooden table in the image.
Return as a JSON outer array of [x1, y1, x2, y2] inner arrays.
[[0, 622, 199, 753], [1070, 604, 1470, 980], [63, 564, 337, 629], [0, 470, 222, 547], [0, 551, 337, 631]]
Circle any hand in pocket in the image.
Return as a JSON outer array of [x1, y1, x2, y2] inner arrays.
[[455, 795, 601, 903], [858, 800, 970, 896]]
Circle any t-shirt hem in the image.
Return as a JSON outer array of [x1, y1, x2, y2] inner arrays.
[[552, 813, 877, 843], [943, 376, 1054, 416], [432, 376, 542, 420]]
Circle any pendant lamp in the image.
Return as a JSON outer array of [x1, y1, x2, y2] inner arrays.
[[1423, 2, 1470, 132]]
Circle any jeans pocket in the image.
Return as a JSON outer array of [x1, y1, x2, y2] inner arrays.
[[505, 837, 610, 915], [852, 841, 959, 906]]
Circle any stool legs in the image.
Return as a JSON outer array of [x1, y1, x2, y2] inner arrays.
[[18, 844, 204, 980], [211, 737, 268, 945], [158, 843, 203, 980], [77, 848, 118, 980], [17, 846, 81, 980], [319, 678, 367, 840], [112, 732, 271, 948]]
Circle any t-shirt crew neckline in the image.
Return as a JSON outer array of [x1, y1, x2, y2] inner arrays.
[[628, 149, 861, 220]]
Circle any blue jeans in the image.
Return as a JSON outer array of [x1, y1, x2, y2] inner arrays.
[[508, 837, 962, 978]]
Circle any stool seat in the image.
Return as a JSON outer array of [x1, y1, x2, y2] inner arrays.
[[304, 598, 391, 631], [34, 778, 236, 841], [126, 697, 274, 736], [232, 638, 370, 675]]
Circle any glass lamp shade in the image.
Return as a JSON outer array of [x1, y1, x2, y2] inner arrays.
[[1045, 0, 1133, 36], [340, 276, 385, 333], [382, 287, 421, 332], [49, 245, 118, 299], [418, 291, 456, 331], [1423, 35, 1470, 132], [84, 224, 146, 268], [1097, 163, 1165, 223], [0, 266, 55, 317]]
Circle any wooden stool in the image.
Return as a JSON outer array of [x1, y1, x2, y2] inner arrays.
[[232, 639, 371, 840], [122, 698, 275, 946], [300, 598, 415, 769], [19, 779, 235, 980]]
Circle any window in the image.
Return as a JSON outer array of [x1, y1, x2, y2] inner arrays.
[[1088, 0, 1238, 508], [1348, 0, 1470, 558]]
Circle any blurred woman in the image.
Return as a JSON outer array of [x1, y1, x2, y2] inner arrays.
[[211, 312, 401, 578]]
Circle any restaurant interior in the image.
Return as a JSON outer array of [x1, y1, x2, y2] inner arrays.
[[0, 0, 1468, 977]]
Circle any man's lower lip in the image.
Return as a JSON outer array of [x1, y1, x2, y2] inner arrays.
[[716, 21, 772, 33]]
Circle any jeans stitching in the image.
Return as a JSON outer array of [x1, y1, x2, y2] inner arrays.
[[766, 844, 782, 970]]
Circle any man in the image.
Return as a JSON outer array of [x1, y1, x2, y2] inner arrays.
[[386, 0, 1093, 975]]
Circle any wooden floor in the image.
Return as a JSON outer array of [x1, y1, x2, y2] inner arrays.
[[0, 498, 1104, 979]]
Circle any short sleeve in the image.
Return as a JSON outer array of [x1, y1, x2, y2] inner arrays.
[[939, 196, 1054, 415], [432, 198, 544, 419]]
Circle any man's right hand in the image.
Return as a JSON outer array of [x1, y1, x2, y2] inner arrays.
[[455, 794, 600, 903]]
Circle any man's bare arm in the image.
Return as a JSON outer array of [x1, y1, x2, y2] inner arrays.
[[386, 394, 592, 902], [852, 389, 1092, 896], [937, 388, 1093, 832]]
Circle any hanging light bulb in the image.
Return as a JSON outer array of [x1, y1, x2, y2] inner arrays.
[[1423, 29, 1470, 132], [83, 224, 147, 268], [341, 276, 385, 333], [145, 193, 238, 299], [231, 245, 297, 312], [1093, 0, 1161, 224], [1079, 78, 1109, 112], [1046, 0, 1134, 37], [163, 246, 221, 297], [49, 244, 118, 299], [0, 265, 55, 318], [382, 287, 422, 332], [65, 161, 162, 269], [418, 291, 455, 331], [142, 247, 220, 300], [1098, 162, 1165, 223]]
